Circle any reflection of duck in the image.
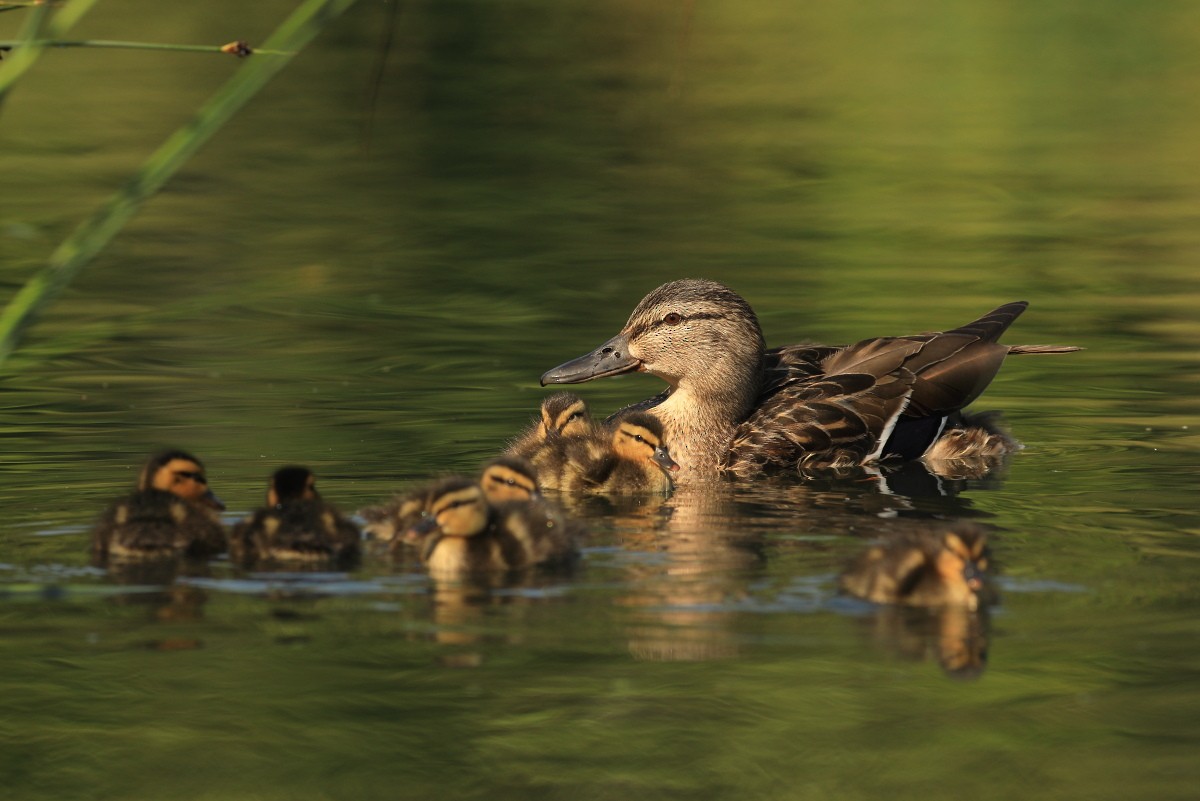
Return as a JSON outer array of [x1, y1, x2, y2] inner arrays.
[[92, 450, 227, 561], [230, 467, 360, 566], [838, 524, 994, 610], [562, 412, 680, 495], [402, 478, 579, 574], [541, 279, 1079, 483]]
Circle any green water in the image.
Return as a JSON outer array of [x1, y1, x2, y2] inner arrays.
[[2, 1, 1198, 799]]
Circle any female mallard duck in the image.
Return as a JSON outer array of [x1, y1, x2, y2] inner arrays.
[[92, 450, 227, 561], [561, 411, 680, 495], [541, 279, 1080, 484], [402, 478, 580, 574], [838, 524, 994, 610], [359, 456, 542, 544], [230, 466, 361, 565], [506, 392, 603, 490]]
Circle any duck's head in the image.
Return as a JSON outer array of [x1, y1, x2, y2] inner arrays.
[[541, 279, 766, 396], [540, 392, 592, 439], [138, 450, 225, 511], [267, 466, 319, 508], [612, 412, 681, 475], [405, 479, 490, 544], [479, 456, 541, 503]]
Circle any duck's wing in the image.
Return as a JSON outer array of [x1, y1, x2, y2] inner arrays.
[[722, 369, 915, 475]]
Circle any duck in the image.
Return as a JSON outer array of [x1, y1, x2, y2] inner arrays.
[[561, 411, 681, 495], [92, 449, 227, 561], [837, 524, 995, 610], [230, 466, 361, 566], [401, 477, 580, 574], [505, 392, 604, 490], [359, 456, 542, 544], [541, 279, 1080, 484]]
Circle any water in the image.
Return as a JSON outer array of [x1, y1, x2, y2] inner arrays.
[[2, 1, 1198, 799]]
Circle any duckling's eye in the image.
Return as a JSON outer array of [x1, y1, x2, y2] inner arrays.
[[635, 435, 645, 443], [175, 470, 207, 484], [663, 312, 682, 326], [567, 412, 582, 421], [506, 478, 516, 486]]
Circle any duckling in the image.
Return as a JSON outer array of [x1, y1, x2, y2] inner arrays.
[[561, 411, 680, 495], [541, 279, 1081, 483], [838, 524, 994, 611], [92, 450, 227, 561], [506, 391, 594, 460], [479, 455, 541, 503], [230, 466, 360, 566], [360, 484, 434, 544], [360, 457, 540, 544], [506, 392, 603, 490], [401, 478, 579, 574]]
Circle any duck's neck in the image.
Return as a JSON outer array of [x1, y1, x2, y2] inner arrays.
[[652, 364, 762, 482]]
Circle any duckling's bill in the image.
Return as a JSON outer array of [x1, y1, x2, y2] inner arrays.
[[541, 333, 640, 385]]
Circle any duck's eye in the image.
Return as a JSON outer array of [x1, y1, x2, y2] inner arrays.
[[506, 478, 516, 486], [567, 412, 582, 421], [663, 312, 682, 326], [635, 435, 644, 443]]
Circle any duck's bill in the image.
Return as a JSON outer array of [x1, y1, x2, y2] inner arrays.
[[653, 447, 681, 473], [540, 334, 641, 385]]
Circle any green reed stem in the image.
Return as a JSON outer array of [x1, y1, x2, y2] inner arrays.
[[0, 39, 292, 55], [0, 0, 360, 370], [0, 0, 53, 110]]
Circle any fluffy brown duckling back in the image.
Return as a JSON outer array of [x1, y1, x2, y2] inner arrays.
[[92, 450, 227, 562], [561, 411, 680, 495], [838, 524, 994, 610], [230, 466, 360, 566], [506, 392, 602, 490], [402, 478, 580, 575]]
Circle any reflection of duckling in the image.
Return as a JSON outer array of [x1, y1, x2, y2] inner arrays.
[[479, 456, 540, 503], [93, 450, 227, 561], [230, 466, 360, 566], [562, 412, 680, 495], [402, 478, 579, 574], [838, 524, 993, 610]]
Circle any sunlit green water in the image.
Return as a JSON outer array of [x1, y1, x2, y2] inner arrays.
[[1, 1, 1198, 799]]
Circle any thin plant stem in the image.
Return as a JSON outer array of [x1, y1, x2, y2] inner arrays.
[[0, 39, 293, 55], [0, 0, 361, 370]]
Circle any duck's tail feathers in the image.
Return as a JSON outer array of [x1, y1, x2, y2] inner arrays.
[[1007, 344, 1083, 355]]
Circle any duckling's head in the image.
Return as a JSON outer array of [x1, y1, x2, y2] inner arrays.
[[540, 392, 592, 439], [611, 412, 681, 474], [267, 466, 319, 508], [480, 456, 541, 503], [138, 450, 225, 511], [406, 478, 490, 542], [542, 280, 765, 402]]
